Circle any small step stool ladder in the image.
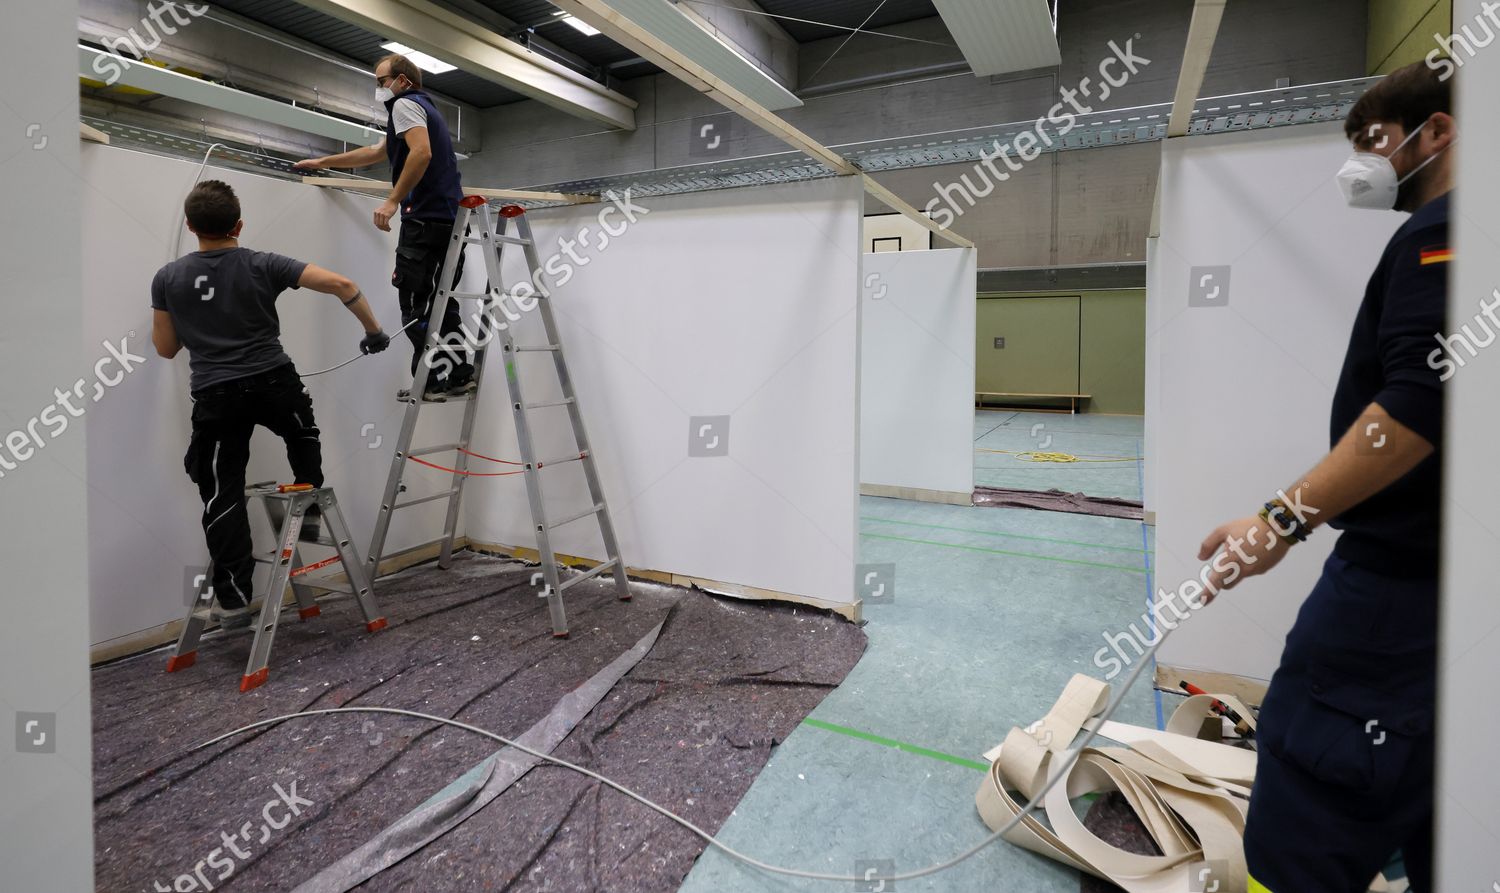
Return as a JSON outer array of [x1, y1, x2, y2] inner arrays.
[[364, 196, 630, 638], [167, 483, 386, 691]]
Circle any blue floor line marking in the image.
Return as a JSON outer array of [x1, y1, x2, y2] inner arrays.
[[1138, 438, 1165, 731]]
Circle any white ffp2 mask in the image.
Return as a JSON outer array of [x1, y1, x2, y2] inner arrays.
[[376, 86, 394, 104], [1336, 119, 1447, 210]]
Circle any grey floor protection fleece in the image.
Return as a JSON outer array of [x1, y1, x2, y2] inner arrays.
[[92, 553, 867, 891], [972, 487, 1145, 520]]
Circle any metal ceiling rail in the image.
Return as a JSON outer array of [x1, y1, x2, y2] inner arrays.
[[533, 76, 1378, 196], [82, 76, 1377, 207]]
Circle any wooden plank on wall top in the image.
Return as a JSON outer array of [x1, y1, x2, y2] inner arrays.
[[303, 176, 599, 205], [548, 0, 854, 174], [863, 176, 976, 249], [1167, 0, 1228, 137]]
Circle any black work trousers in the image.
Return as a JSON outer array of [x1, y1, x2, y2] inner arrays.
[[183, 363, 322, 608]]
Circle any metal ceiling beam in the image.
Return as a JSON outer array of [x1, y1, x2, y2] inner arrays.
[[549, 0, 803, 112], [546, 0, 978, 249], [524, 78, 1374, 203], [437, 0, 606, 80], [548, 0, 847, 172], [79, 45, 384, 144], [292, 0, 638, 130]]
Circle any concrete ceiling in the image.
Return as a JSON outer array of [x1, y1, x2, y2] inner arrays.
[[205, 0, 956, 108], [206, 0, 661, 108]]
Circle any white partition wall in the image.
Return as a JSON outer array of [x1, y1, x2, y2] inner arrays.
[[80, 148, 866, 639], [1150, 123, 1402, 681], [859, 248, 976, 503], [466, 178, 864, 607], [79, 145, 456, 646], [1439, 1, 1500, 882]]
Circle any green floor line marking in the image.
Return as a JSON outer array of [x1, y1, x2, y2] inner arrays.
[[801, 718, 989, 772], [861, 516, 1146, 554], [860, 532, 1147, 574]]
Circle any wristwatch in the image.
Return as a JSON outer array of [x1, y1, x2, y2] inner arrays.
[[1259, 499, 1311, 545]]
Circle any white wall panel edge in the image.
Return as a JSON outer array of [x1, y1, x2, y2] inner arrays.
[[1437, 0, 1500, 884]]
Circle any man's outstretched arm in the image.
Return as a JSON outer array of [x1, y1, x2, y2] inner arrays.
[[298, 264, 385, 341], [1198, 402, 1434, 595], [292, 141, 386, 172]]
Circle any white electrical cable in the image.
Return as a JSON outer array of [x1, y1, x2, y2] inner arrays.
[[170, 141, 410, 380], [170, 142, 229, 264], [299, 317, 420, 378], [194, 628, 1170, 884]]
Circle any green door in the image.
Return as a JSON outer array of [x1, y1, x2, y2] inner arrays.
[[976, 295, 1081, 396]]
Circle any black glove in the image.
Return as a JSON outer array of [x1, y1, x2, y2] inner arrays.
[[361, 330, 390, 355]]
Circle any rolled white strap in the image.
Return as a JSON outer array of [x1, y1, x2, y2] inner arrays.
[[977, 676, 1391, 893]]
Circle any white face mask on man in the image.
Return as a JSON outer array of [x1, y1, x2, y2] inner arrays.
[[1335, 118, 1449, 211]]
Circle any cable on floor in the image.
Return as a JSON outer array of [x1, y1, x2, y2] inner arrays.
[[194, 623, 1170, 884], [978, 448, 1144, 464]]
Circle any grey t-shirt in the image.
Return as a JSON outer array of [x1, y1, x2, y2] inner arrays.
[[391, 96, 428, 135], [150, 247, 308, 391]]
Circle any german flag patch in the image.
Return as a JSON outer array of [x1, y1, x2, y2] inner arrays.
[[1420, 245, 1453, 265]]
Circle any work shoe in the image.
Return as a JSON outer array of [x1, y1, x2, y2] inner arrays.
[[212, 603, 254, 631], [446, 364, 477, 395], [396, 383, 448, 403]]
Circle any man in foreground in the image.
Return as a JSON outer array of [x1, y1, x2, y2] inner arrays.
[[293, 52, 474, 400], [1195, 60, 1454, 892], [152, 180, 390, 628]]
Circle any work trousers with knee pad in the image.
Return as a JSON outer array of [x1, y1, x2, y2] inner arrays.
[[393, 215, 471, 383]]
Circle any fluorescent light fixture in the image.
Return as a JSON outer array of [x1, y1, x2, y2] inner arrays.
[[379, 41, 456, 75], [552, 12, 601, 37]]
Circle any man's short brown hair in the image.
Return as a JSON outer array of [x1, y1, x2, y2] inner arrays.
[[1346, 59, 1452, 142], [184, 180, 240, 237], [376, 53, 422, 90]]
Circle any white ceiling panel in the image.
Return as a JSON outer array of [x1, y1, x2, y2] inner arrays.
[[932, 0, 1060, 76]]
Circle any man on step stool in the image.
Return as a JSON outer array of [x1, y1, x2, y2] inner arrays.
[[152, 179, 391, 629]]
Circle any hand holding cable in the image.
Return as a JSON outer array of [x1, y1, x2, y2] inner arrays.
[[360, 330, 391, 355]]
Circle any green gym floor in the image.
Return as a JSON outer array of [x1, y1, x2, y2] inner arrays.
[[679, 485, 1163, 891], [973, 410, 1146, 501]]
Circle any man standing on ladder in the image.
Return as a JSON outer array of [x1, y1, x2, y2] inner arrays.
[[294, 53, 475, 401], [152, 180, 391, 629]]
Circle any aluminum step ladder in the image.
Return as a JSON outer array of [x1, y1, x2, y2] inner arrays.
[[364, 196, 631, 637], [167, 483, 385, 692]]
